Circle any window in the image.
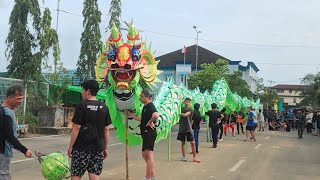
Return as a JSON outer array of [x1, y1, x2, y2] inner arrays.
[[277, 89, 284, 93], [181, 75, 184, 83], [293, 98, 296, 103], [289, 90, 292, 93]]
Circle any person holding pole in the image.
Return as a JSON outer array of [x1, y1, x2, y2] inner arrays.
[[127, 89, 159, 180], [177, 98, 200, 163]]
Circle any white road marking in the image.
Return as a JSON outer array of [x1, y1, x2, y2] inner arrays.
[[265, 136, 270, 139], [254, 144, 262, 150], [229, 160, 246, 172], [11, 142, 122, 164]]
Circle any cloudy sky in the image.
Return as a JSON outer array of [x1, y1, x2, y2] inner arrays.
[[1, 0, 320, 85]]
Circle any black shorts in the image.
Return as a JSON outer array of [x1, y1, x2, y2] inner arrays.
[[141, 129, 157, 151], [246, 126, 254, 131], [177, 132, 194, 142], [71, 149, 104, 177]]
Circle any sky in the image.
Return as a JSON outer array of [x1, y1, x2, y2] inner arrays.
[[1, 0, 320, 86]]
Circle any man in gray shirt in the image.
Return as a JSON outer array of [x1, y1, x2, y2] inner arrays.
[[177, 98, 200, 163]]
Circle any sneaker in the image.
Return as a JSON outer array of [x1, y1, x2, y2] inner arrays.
[[142, 177, 149, 180], [181, 156, 187, 161], [232, 134, 236, 137], [212, 144, 217, 148], [219, 139, 224, 142], [150, 177, 157, 180]]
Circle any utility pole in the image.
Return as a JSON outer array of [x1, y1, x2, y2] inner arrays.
[[266, 80, 275, 110], [193, 26, 202, 71], [54, 0, 61, 74]]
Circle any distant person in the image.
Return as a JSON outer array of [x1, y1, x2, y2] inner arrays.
[[205, 103, 222, 148], [224, 111, 236, 136], [192, 103, 202, 154], [288, 111, 295, 130], [257, 109, 265, 131], [306, 110, 313, 134], [0, 85, 33, 180], [237, 108, 245, 134], [296, 109, 306, 139], [244, 107, 256, 142], [218, 108, 227, 141], [68, 80, 111, 180], [176, 98, 200, 163]]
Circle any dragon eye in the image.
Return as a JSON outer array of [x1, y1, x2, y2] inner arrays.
[[111, 63, 119, 69], [131, 45, 141, 61], [124, 64, 131, 69]]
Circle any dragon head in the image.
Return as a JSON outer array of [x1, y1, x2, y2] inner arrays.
[[96, 21, 160, 91]]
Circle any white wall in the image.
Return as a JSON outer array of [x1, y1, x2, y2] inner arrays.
[[176, 64, 191, 86]]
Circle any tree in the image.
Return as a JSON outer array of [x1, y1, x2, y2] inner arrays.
[[188, 59, 228, 91], [107, 0, 122, 31], [76, 0, 102, 81], [258, 88, 279, 110], [188, 59, 253, 98], [300, 72, 320, 108], [227, 71, 252, 98], [5, 0, 42, 81]]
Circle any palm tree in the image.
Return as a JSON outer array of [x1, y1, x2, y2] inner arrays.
[[300, 72, 320, 108]]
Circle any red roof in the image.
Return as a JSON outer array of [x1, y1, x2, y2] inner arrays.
[[272, 84, 306, 90]]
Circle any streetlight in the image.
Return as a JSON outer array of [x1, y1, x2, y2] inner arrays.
[[193, 26, 202, 71]]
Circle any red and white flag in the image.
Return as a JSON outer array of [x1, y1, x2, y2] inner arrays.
[[181, 46, 187, 54]]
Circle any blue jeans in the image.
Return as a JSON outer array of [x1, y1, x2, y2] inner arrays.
[[193, 129, 199, 152]]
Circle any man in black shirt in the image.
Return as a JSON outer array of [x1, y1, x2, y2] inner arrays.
[[192, 103, 201, 153], [68, 80, 112, 179], [127, 89, 159, 180], [0, 85, 32, 179], [205, 103, 222, 148]]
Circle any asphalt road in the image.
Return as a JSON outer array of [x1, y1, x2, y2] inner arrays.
[[11, 125, 320, 180]]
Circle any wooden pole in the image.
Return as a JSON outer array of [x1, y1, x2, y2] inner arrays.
[[125, 111, 129, 180], [168, 128, 171, 161]]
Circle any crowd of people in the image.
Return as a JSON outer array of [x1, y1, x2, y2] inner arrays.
[[2, 81, 320, 180], [265, 108, 320, 138]]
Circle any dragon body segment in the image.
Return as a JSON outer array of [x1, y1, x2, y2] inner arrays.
[[68, 22, 261, 146]]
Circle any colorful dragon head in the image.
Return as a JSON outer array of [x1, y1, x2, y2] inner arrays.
[[95, 21, 161, 90]]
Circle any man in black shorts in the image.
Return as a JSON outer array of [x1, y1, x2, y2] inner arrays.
[[127, 89, 159, 180], [177, 98, 200, 163], [68, 80, 112, 180]]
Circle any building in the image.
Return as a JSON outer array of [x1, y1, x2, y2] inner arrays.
[[271, 84, 306, 108], [228, 61, 260, 94], [156, 45, 260, 94]]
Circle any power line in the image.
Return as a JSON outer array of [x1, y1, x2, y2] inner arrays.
[[255, 63, 320, 66], [4, 5, 319, 49]]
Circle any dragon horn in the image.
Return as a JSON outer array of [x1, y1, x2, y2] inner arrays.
[[110, 21, 123, 46], [127, 19, 139, 46]]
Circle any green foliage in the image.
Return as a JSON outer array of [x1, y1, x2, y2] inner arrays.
[[300, 72, 320, 108], [188, 59, 228, 91], [5, 0, 42, 82], [76, 0, 102, 81], [16, 113, 39, 129], [107, 0, 122, 31], [188, 59, 252, 98], [258, 89, 279, 109], [227, 71, 252, 98]]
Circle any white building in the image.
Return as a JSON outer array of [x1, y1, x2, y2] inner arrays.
[[156, 45, 260, 94]]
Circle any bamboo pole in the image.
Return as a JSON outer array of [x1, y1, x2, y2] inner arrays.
[[125, 111, 129, 180]]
